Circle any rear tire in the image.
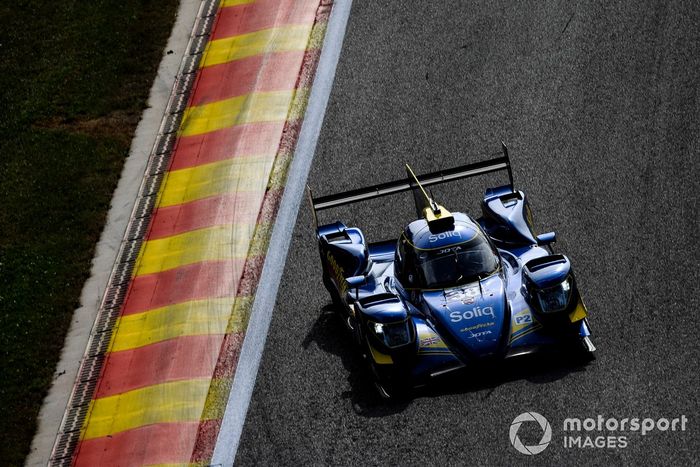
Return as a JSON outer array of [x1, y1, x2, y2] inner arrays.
[[322, 273, 343, 309]]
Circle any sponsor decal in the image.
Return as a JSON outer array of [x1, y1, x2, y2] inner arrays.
[[449, 306, 494, 322], [460, 321, 495, 333], [326, 251, 347, 297], [438, 246, 462, 255], [444, 287, 479, 305], [428, 230, 462, 242], [526, 204, 535, 230], [468, 330, 492, 338], [419, 336, 441, 347]]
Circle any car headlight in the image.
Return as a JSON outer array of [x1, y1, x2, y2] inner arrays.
[[371, 321, 411, 348], [535, 277, 573, 313]]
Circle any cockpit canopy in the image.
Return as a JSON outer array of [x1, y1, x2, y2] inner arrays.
[[395, 213, 500, 289]]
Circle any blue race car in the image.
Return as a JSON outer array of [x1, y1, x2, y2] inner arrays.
[[308, 144, 595, 398]]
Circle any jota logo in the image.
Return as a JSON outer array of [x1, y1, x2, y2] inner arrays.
[[468, 330, 492, 338], [510, 412, 552, 455], [449, 306, 494, 322]]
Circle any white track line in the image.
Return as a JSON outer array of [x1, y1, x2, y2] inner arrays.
[[210, 0, 353, 465]]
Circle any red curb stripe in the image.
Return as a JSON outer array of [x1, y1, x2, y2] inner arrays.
[[234, 246, 266, 299], [169, 121, 285, 171], [188, 169, 289, 464], [297, 48, 322, 92], [71, 1, 329, 465], [95, 334, 224, 399], [190, 50, 306, 107], [213, 0, 319, 40], [121, 259, 248, 316], [211, 331, 246, 380], [190, 419, 222, 463], [75, 422, 200, 467], [148, 191, 272, 240]]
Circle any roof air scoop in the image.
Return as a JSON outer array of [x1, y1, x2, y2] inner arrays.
[[406, 164, 454, 231]]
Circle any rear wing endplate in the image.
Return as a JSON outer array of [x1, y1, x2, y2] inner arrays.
[[308, 142, 514, 226]]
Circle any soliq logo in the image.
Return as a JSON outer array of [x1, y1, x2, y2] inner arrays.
[[449, 306, 494, 322]]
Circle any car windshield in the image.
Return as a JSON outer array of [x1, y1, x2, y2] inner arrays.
[[417, 235, 499, 289]]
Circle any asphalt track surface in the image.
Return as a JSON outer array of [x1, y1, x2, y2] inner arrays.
[[236, 1, 699, 464]]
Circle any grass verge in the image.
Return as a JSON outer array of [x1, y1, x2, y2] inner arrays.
[[0, 1, 180, 463]]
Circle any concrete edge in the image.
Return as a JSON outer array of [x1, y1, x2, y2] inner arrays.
[[25, 1, 203, 465]]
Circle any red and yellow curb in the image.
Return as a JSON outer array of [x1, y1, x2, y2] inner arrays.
[[72, 0, 330, 464]]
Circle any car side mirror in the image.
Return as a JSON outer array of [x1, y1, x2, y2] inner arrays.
[[536, 232, 556, 246], [346, 275, 366, 301], [346, 275, 366, 288]]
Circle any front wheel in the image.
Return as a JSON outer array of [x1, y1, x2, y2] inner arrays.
[[577, 336, 596, 360], [565, 335, 596, 364], [368, 359, 411, 400]]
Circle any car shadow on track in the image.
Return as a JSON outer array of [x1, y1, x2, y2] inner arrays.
[[302, 304, 593, 417], [302, 305, 412, 416]]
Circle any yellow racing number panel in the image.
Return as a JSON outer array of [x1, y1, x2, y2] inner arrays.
[[509, 309, 543, 344]]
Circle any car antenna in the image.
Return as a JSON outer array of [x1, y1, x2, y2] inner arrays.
[[429, 189, 440, 214], [406, 164, 454, 229], [405, 163, 432, 217]]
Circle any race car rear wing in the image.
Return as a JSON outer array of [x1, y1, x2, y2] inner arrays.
[[308, 142, 514, 226]]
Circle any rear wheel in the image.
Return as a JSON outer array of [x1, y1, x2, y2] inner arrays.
[[322, 273, 343, 309]]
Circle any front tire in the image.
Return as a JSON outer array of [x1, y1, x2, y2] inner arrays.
[[565, 335, 596, 364], [368, 359, 411, 400]]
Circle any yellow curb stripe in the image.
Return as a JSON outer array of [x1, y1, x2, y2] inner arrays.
[[201, 25, 312, 68], [157, 156, 275, 208], [220, 0, 255, 7], [179, 90, 297, 137], [135, 224, 256, 276], [72, 1, 332, 463], [109, 297, 235, 353], [82, 379, 212, 440]]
